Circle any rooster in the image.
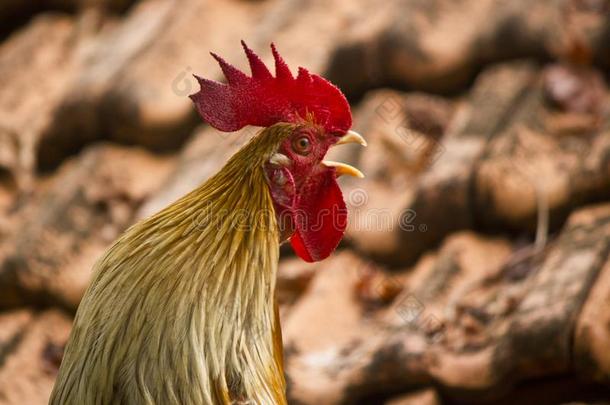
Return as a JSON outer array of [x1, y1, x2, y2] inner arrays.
[[50, 42, 365, 405]]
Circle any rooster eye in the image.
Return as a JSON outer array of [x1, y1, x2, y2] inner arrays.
[[292, 136, 312, 155]]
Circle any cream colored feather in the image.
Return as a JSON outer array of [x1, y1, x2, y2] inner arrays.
[[50, 124, 294, 405]]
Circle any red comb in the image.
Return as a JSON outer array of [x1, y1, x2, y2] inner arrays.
[[190, 41, 352, 134]]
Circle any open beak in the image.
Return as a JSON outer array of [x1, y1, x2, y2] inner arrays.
[[324, 130, 367, 178], [322, 161, 364, 178], [335, 130, 368, 147]]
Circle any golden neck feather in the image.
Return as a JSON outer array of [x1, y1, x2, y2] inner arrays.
[[50, 125, 293, 405]]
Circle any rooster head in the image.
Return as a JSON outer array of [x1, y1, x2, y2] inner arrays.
[[190, 41, 366, 263]]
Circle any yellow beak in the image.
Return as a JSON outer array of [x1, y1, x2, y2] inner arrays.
[[335, 130, 368, 147], [322, 160, 365, 178], [325, 130, 367, 178]]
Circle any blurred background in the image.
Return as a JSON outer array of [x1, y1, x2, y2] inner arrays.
[[1, 0, 610, 404]]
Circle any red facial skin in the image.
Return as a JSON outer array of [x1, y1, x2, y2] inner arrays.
[[265, 125, 347, 262], [278, 126, 336, 186], [189, 42, 353, 262]]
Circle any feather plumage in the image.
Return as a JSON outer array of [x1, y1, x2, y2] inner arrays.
[[50, 124, 294, 405]]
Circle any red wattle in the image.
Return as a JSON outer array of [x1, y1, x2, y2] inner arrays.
[[290, 231, 314, 262], [290, 169, 347, 262]]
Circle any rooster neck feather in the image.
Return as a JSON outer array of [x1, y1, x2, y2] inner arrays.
[[50, 124, 294, 405]]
